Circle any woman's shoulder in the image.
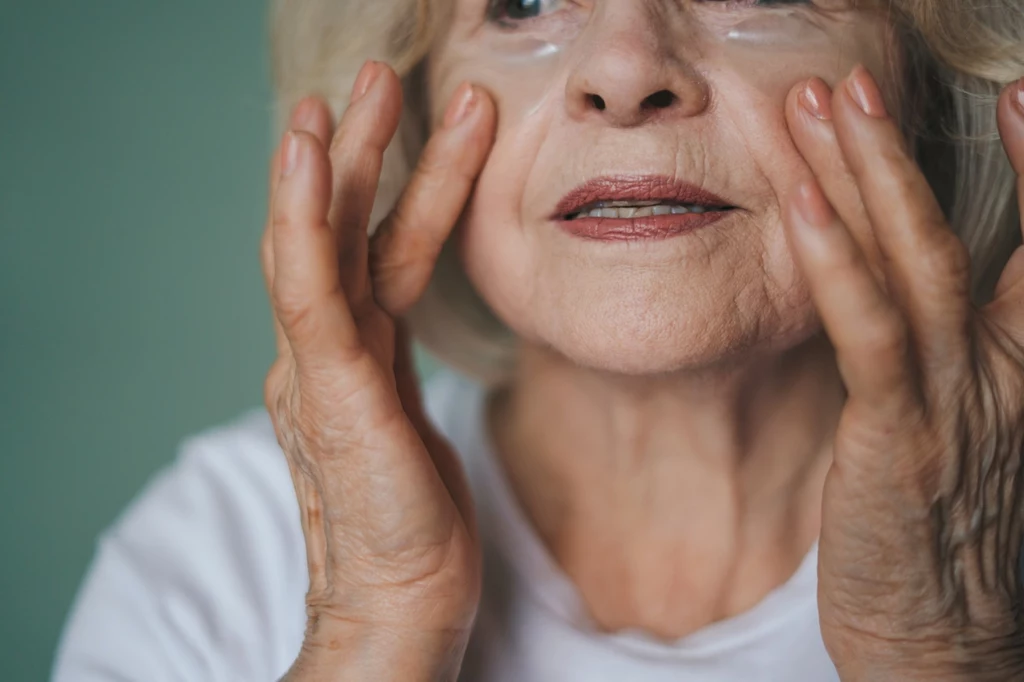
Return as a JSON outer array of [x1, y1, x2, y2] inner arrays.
[[97, 365, 481, 564], [52, 407, 310, 681], [110, 365, 482, 537]]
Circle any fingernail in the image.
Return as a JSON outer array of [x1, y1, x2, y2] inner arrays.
[[1014, 77, 1024, 118], [282, 132, 299, 177], [799, 78, 832, 121], [794, 179, 835, 230], [443, 83, 478, 129], [351, 60, 382, 103], [846, 65, 887, 118]]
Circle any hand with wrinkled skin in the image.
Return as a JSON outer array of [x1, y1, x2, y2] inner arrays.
[[260, 61, 496, 682], [784, 66, 1024, 680]]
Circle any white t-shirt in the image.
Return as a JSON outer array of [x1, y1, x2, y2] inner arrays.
[[53, 369, 838, 681]]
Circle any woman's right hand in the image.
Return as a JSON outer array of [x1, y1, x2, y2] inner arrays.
[[259, 61, 496, 681]]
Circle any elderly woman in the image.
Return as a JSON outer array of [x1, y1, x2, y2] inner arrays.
[[54, 0, 1024, 680]]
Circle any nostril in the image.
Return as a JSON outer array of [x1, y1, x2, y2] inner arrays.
[[588, 94, 606, 111], [642, 90, 676, 110]]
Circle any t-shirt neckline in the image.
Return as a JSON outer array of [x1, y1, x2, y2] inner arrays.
[[459, 377, 821, 662]]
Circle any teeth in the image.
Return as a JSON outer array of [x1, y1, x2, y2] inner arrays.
[[593, 200, 663, 208], [574, 202, 724, 219]]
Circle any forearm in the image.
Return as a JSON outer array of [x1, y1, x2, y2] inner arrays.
[[282, 617, 470, 682]]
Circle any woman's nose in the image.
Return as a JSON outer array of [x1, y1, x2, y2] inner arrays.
[[565, 13, 709, 127]]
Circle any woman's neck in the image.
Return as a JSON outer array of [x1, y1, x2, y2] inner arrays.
[[487, 335, 844, 640]]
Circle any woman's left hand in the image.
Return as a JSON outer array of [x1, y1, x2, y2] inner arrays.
[[783, 66, 1024, 680]]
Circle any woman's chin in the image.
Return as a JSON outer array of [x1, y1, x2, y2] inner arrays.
[[464, 249, 820, 377], [511, 312, 754, 377], [545, 331, 744, 377], [499, 294, 823, 377]]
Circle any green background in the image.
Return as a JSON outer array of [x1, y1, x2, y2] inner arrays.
[[2, 3, 302, 679]]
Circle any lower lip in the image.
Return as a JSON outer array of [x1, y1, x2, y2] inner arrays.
[[556, 211, 731, 241]]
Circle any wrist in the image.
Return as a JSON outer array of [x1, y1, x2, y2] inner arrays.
[[834, 632, 1024, 682], [284, 611, 473, 682]]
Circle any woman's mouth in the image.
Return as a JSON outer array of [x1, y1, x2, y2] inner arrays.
[[552, 175, 738, 242], [564, 200, 730, 219]]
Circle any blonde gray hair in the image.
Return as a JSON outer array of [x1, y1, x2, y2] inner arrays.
[[270, 0, 1024, 383]]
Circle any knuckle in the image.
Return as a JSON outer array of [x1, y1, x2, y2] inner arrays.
[[859, 310, 909, 359], [262, 360, 292, 426], [328, 117, 378, 160], [382, 210, 431, 261], [937, 231, 972, 277], [272, 202, 295, 235], [327, 124, 348, 156], [381, 200, 415, 242], [874, 143, 914, 178], [272, 288, 319, 338], [372, 211, 441, 279], [916, 229, 973, 293]]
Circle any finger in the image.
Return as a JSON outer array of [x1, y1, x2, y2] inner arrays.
[[785, 177, 919, 409], [261, 144, 283, 302], [263, 98, 337, 356], [992, 78, 1024, 302], [326, 61, 404, 308], [263, 99, 337, 294], [272, 130, 361, 366], [785, 78, 885, 285], [832, 65, 973, 355], [371, 83, 497, 316]]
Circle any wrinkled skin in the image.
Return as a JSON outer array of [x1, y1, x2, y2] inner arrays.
[[260, 1, 1024, 679], [429, 0, 891, 374], [787, 72, 1024, 679], [262, 67, 496, 680]]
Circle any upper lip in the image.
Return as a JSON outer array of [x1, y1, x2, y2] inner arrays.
[[551, 175, 736, 219]]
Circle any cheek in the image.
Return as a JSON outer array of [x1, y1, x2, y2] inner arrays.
[[699, 25, 891, 286], [455, 131, 548, 344], [431, 50, 571, 343]]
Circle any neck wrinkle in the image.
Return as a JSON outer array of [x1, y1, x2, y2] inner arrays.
[[485, 334, 844, 638]]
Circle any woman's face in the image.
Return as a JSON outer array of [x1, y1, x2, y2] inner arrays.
[[427, 0, 893, 374]]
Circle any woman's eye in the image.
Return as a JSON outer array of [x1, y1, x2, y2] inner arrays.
[[488, 0, 561, 22]]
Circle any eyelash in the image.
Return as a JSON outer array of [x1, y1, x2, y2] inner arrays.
[[486, 0, 811, 25]]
